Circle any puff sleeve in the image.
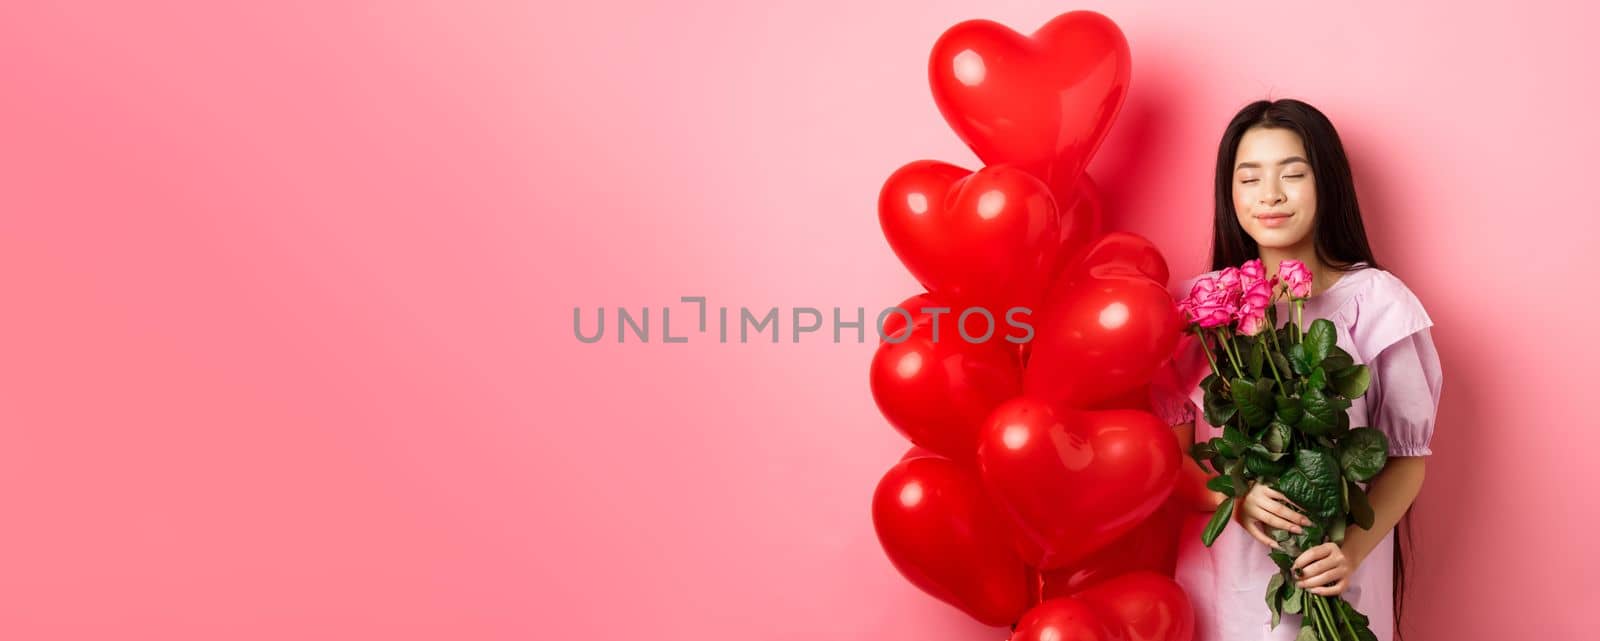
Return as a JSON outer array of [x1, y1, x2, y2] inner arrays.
[[1367, 326, 1443, 456], [1351, 271, 1443, 457]]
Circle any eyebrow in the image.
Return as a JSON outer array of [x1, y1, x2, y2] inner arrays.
[[1236, 156, 1309, 170]]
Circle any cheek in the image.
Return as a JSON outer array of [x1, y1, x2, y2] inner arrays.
[[1290, 180, 1316, 207]]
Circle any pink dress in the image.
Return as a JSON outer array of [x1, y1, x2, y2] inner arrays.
[[1148, 263, 1443, 641]]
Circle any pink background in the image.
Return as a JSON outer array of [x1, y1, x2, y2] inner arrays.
[[1, 1, 1592, 639]]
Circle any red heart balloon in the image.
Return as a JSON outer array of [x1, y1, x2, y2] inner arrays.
[[899, 445, 943, 462], [1046, 175, 1107, 290], [1076, 231, 1171, 287], [871, 456, 1031, 627], [1086, 382, 1154, 412], [881, 291, 1026, 347], [1024, 273, 1183, 409], [871, 314, 1022, 464], [977, 397, 1180, 569], [1041, 496, 1186, 598], [1073, 572, 1195, 641], [879, 160, 1062, 315], [929, 11, 1131, 203], [1010, 596, 1119, 641]]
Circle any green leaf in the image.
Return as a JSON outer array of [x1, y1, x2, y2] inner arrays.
[[1339, 599, 1371, 627], [1338, 428, 1390, 482], [1210, 434, 1235, 460], [1264, 421, 1294, 454], [1231, 377, 1276, 429], [1307, 366, 1327, 393], [1246, 444, 1292, 478], [1206, 474, 1236, 497], [1189, 441, 1217, 469], [1299, 389, 1338, 436], [1267, 573, 1285, 629], [1274, 395, 1304, 427], [1228, 459, 1247, 504], [1203, 498, 1233, 546], [1305, 318, 1336, 363], [1279, 535, 1304, 561], [1331, 364, 1371, 398], [1283, 583, 1304, 615], [1269, 550, 1294, 573], [1323, 345, 1355, 373], [1291, 523, 1324, 553], [1347, 480, 1375, 530], [1246, 337, 1265, 379], [1223, 424, 1249, 454], [1276, 450, 1342, 518], [1205, 391, 1237, 428], [1288, 342, 1311, 375], [1272, 352, 1294, 383], [1296, 620, 1318, 641], [1328, 515, 1347, 544]]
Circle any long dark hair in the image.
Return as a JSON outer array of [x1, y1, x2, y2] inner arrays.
[[1211, 98, 1412, 639], [1209, 99, 1383, 274]]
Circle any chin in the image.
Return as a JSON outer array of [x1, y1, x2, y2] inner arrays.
[[1249, 230, 1310, 249]]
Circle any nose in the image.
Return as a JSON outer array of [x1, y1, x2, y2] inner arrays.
[[1258, 183, 1286, 207]]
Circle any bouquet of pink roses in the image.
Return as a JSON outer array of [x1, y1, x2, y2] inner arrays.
[[1177, 258, 1386, 641]]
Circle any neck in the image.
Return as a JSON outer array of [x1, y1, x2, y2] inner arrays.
[[1258, 242, 1343, 297]]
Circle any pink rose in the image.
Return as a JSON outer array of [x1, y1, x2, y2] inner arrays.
[[1192, 298, 1234, 328], [1240, 259, 1267, 287], [1177, 279, 1209, 325], [1181, 276, 1238, 328], [1237, 306, 1268, 336], [1280, 260, 1313, 299], [1234, 278, 1273, 336], [1240, 277, 1272, 311], [1217, 267, 1242, 293]]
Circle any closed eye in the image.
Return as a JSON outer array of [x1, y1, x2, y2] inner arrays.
[[1284, 174, 1305, 178]]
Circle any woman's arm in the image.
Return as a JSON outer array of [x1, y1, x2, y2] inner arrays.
[[1341, 455, 1426, 565], [1293, 455, 1426, 595]]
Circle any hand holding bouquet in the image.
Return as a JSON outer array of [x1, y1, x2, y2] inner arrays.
[[1177, 259, 1387, 641]]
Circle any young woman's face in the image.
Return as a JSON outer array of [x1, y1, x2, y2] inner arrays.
[[1232, 126, 1317, 250]]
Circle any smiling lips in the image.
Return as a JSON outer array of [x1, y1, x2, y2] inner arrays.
[[1255, 212, 1292, 228]]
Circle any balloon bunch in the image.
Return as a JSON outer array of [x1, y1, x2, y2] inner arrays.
[[869, 12, 1198, 641]]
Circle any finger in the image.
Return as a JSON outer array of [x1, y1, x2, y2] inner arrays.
[[1258, 489, 1311, 520], [1296, 566, 1345, 589], [1259, 513, 1303, 534], [1242, 520, 1280, 550], [1249, 498, 1305, 533], [1260, 499, 1313, 526], [1293, 545, 1332, 570], [1258, 486, 1288, 502], [1307, 578, 1347, 597], [1298, 555, 1343, 579], [1263, 503, 1312, 529]]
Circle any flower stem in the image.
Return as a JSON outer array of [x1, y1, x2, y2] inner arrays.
[[1320, 595, 1340, 641], [1336, 598, 1362, 641], [1263, 341, 1284, 388], [1294, 300, 1304, 344], [1313, 595, 1333, 640], [1195, 328, 1223, 379], [1214, 329, 1244, 378]]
